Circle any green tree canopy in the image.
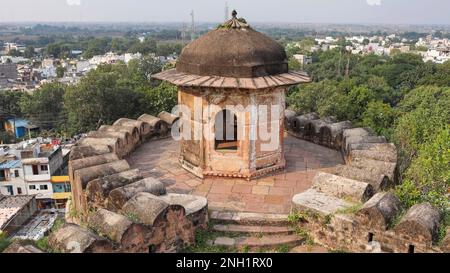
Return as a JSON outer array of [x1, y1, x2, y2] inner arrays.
[[19, 83, 66, 131]]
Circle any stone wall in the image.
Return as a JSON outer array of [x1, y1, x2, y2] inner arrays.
[[286, 111, 448, 253], [52, 113, 208, 253]]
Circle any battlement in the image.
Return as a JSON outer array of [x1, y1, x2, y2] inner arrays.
[[285, 111, 449, 253], [52, 112, 208, 253]]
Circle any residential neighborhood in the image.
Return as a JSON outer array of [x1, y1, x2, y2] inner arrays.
[[288, 33, 450, 67], [0, 41, 177, 91], [0, 138, 71, 209], [0, 0, 448, 259]]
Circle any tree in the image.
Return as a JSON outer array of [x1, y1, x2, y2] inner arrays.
[[82, 37, 112, 59], [8, 49, 22, 57], [64, 64, 142, 134], [56, 66, 65, 78], [23, 45, 35, 58], [137, 82, 178, 116], [419, 61, 450, 87], [132, 56, 163, 81], [395, 126, 450, 211], [288, 57, 302, 71], [393, 86, 450, 175], [156, 42, 182, 57], [0, 131, 15, 144], [19, 83, 66, 131], [372, 53, 424, 89], [361, 101, 396, 140], [0, 90, 24, 117], [129, 37, 157, 55], [287, 80, 351, 121], [365, 76, 399, 105]]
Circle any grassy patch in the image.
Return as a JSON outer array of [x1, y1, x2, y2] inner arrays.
[[276, 244, 291, 253], [288, 210, 315, 225], [0, 232, 11, 253], [321, 214, 332, 226], [126, 212, 140, 223], [182, 224, 237, 253], [329, 248, 348, 253], [387, 209, 406, 229], [35, 237, 50, 252], [294, 226, 314, 245], [335, 203, 363, 215], [436, 212, 449, 246], [240, 245, 250, 253]]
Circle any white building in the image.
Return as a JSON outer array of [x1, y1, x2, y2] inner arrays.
[[0, 139, 64, 209], [0, 56, 29, 64], [0, 160, 25, 196], [293, 54, 313, 68]]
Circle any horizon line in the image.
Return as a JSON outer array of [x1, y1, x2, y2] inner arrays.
[[1, 21, 450, 28]]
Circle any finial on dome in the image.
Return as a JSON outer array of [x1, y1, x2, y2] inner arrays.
[[219, 9, 249, 29]]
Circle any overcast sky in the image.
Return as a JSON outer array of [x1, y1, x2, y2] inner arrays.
[[0, 0, 449, 25]]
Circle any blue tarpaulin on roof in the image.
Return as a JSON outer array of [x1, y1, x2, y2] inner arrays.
[[0, 160, 21, 170], [6, 118, 30, 138]]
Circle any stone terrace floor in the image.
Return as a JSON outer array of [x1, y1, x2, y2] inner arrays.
[[127, 134, 344, 214]]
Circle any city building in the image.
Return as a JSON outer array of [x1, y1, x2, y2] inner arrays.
[[50, 175, 71, 209], [0, 139, 65, 209], [21, 145, 64, 209], [0, 63, 18, 88], [293, 54, 313, 68], [0, 159, 25, 196]]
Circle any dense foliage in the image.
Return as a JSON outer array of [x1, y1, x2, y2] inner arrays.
[[287, 48, 449, 212], [0, 58, 177, 139], [63, 59, 177, 135]]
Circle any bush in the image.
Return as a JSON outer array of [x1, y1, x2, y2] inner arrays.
[[360, 101, 396, 140], [0, 232, 11, 253], [395, 126, 450, 211]]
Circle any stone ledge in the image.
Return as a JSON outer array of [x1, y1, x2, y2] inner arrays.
[[210, 211, 290, 226], [292, 189, 354, 216]]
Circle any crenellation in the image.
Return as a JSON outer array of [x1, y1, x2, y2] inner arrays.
[[57, 115, 209, 252], [288, 111, 447, 253]]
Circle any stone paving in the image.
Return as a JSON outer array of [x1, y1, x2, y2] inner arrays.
[[127, 134, 344, 214]]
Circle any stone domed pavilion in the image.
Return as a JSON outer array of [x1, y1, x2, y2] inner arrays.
[[153, 11, 310, 179]]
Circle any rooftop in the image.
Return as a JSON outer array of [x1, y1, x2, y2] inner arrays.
[[0, 195, 35, 230], [0, 159, 21, 170]]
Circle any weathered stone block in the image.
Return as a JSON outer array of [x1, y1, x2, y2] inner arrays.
[[292, 189, 354, 216], [394, 203, 441, 244], [48, 223, 113, 253], [312, 172, 374, 203], [107, 178, 167, 211], [356, 192, 402, 230]]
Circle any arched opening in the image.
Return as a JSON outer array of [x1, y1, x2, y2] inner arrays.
[[215, 109, 238, 151]]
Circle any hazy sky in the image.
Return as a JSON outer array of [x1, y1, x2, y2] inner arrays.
[[0, 0, 449, 24]]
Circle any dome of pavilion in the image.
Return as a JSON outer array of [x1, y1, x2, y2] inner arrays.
[[176, 11, 288, 78], [153, 10, 310, 89]]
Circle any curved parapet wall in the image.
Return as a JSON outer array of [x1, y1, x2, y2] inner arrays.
[[286, 110, 447, 253], [57, 114, 208, 253]]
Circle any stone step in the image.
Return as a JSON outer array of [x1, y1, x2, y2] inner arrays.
[[212, 234, 303, 249], [289, 245, 329, 253], [213, 224, 294, 235], [292, 189, 354, 216], [210, 211, 290, 226]]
